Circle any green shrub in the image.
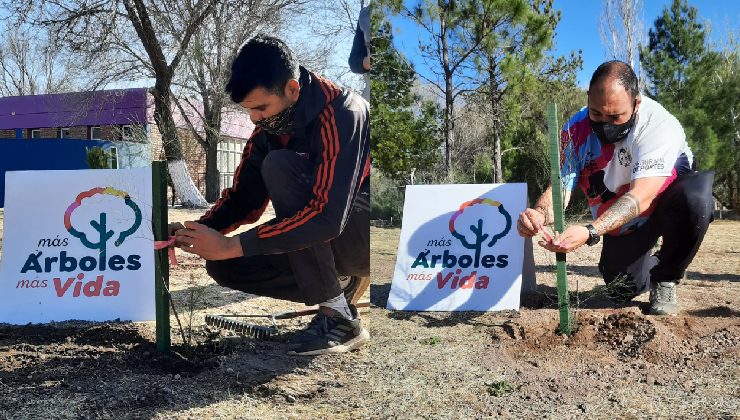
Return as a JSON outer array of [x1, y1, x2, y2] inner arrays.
[[370, 170, 404, 224], [86, 147, 111, 169]]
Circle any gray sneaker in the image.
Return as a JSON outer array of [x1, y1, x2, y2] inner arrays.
[[287, 305, 370, 356], [649, 281, 679, 315]]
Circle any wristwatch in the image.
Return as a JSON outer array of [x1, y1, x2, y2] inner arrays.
[[584, 224, 600, 246]]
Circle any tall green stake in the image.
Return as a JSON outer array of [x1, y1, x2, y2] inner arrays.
[[152, 161, 171, 354], [546, 103, 572, 335]]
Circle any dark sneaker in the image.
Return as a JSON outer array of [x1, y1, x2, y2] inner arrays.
[[288, 306, 370, 356], [649, 281, 679, 315], [287, 312, 331, 347]]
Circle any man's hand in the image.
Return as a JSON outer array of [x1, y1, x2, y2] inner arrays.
[[363, 56, 371, 71], [517, 208, 547, 237], [538, 225, 589, 254], [168, 222, 186, 239], [175, 221, 244, 260]]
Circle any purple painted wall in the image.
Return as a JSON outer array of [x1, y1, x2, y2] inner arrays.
[[0, 88, 253, 139], [0, 89, 151, 129]]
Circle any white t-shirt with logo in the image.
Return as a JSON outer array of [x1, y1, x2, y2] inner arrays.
[[561, 95, 695, 235]]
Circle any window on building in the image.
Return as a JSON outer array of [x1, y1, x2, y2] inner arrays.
[[60, 128, 72, 138], [110, 147, 119, 169], [90, 126, 102, 140], [30, 129, 41, 139], [217, 138, 247, 190], [122, 125, 134, 141]]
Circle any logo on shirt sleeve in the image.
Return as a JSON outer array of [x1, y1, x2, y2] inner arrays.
[[618, 148, 632, 167], [633, 158, 665, 174]]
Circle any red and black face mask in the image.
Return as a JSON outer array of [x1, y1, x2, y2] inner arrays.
[[589, 99, 637, 144]]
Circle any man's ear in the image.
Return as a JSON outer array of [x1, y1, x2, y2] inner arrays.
[[284, 79, 300, 102], [634, 94, 642, 113]]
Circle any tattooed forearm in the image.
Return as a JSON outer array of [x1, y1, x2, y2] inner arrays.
[[534, 205, 553, 225], [534, 185, 555, 225], [593, 192, 641, 235], [534, 184, 575, 226]]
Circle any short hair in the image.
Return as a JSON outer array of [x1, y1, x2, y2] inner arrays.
[[589, 60, 639, 99], [225, 35, 300, 103]]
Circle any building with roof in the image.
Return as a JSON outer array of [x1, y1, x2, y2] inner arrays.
[[0, 88, 254, 198]]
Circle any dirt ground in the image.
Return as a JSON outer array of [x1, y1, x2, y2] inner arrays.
[[0, 208, 738, 419], [0, 208, 370, 419], [367, 219, 739, 419]]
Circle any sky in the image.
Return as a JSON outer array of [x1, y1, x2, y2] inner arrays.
[[0, 1, 364, 95], [388, 0, 740, 88]]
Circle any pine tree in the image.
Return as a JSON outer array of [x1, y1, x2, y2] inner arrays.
[[468, 0, 581, 182], [639, 0, 722, 186], [370, 11, 442, 184], [704, 33, 740, 209], [639, 0, 716, 110], [382, 0, 485, 171]]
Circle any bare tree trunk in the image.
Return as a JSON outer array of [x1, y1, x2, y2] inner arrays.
[[4, 0, 215, 207], [204, 130, 221, 202], [442, 15, 453, 172], [167, 160, 208, 207], [201, 91, 224, 203], [489, 62, 502, 184], [732, 169, 740, 210], [122, 0, 212, 208], [492, 127, 502, 183], [444, 77, 454, 171], [399, 1, 491, 176], [599, 0, 645, 84], [152, 84, 208, 208]]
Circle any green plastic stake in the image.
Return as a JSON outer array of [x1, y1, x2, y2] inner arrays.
[[547, 103, 572, 335], [152, 161, 171, 354]]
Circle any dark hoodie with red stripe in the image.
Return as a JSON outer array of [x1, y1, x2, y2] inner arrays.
[[198, 67, 370, 257]]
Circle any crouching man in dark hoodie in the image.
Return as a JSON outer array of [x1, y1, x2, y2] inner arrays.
[[170, 35, 370, 356]]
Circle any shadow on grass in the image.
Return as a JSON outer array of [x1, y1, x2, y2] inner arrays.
[[169, 282, 258, 312], [385, 309, 497, 328], [685, 271, 740, 283], [370, 283, 391, 308], [686, 306, 740, 318], [535, 264, 602, 277], [0, 321, 315, 418], [372, 282, 526, 328], [530, 284, 648, 312], [370, 278, 652, 329]]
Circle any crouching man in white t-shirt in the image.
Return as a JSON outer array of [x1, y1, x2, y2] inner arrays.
[[517, 60, 714, 315]]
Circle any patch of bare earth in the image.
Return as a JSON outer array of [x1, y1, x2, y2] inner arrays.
[[366, 220, 739, 418], [0, 207, 370, 419], [1, 206, 737, 418]]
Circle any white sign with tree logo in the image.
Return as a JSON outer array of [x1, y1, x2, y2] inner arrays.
[[387, 183, 527, 311], [0, 169, 155, 323]]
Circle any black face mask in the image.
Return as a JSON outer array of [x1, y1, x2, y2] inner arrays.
[[254, 102, 296, 135], [589, 103, 637, 144]]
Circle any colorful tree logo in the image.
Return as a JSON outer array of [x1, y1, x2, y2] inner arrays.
[[64, 187, 142, 270], [449, 198, 512, 267]]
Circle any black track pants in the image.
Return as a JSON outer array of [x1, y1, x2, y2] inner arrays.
[[598, 171, 714, 300], [205, 150, 370, 305]]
